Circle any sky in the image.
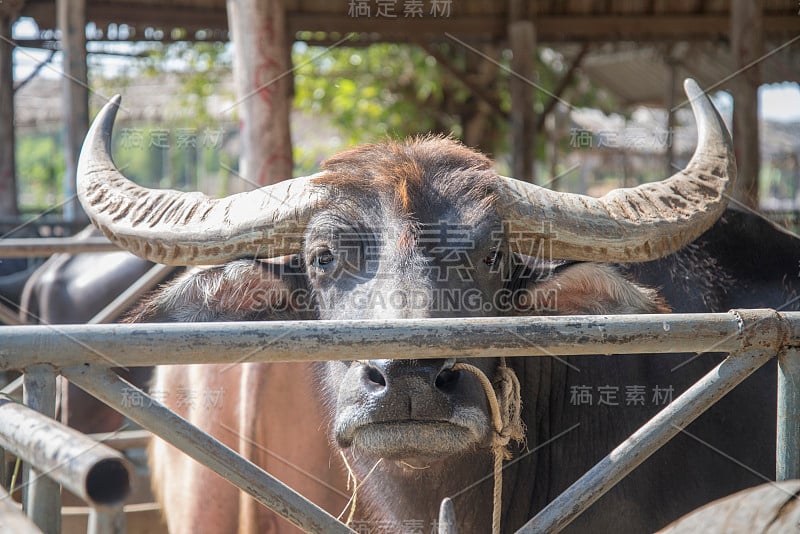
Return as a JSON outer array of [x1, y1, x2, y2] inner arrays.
[[10, 17, 800, 123]]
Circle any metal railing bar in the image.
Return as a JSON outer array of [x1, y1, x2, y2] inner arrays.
[[4, 310, 795, 371], [777, 347, 800, 480], [0, 237, 119, 257], [1, 375, 23, 395], [62, 365, 355, 534], [21, 364, 60, 534], [0, 394, 132, 509], [86, 429, 151, 451], [87, 506, 126, 534], [517, 346, 778, 533]]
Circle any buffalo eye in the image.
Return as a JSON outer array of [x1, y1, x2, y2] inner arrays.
[[311, 247, 335, 269], [483, 249, 503, 268]]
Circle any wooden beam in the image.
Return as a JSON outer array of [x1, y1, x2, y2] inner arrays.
[[286, 14, 799, 41], [57, 0, 88, 223], [18, 6, 800, 43], [731, 0, 762, 209], [0, 12, 18, 218], [508, 19, 536, 183], [226, 0, 292, 187]]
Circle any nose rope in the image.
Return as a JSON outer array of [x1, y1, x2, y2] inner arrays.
[[452, 358, 524, 534]]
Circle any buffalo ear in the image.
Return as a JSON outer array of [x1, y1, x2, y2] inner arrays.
[[125, 257, 315, 323], [512, 263, 670, 316]]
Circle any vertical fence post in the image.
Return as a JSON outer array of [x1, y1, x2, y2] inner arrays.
[[777, 347, 800, 480], [88, 506, 126, 534], [22, 364, 61, 534]]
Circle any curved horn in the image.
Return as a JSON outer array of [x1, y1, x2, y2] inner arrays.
[[497, 78, 735, 262], [77, 96, 325, 265]]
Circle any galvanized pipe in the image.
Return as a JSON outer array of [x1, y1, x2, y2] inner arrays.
[[62, 365, 355, 534], [0, 394, 133, 508], [0, 236, 118, 257], [516, 311, 787, 533], [87, 506, 126, 534], [777, 347, 800, 480], [0, 484, 42, 534], [2, 310, 794, 370], [22, 364, 60, 534]]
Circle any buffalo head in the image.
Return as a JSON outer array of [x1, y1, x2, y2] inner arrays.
[[78, 79, 734, 527]]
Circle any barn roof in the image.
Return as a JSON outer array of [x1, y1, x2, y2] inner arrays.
[[18, 0, 800, 45]]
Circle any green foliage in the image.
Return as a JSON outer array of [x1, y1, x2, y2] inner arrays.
[[294, 43, 455, 144], [292, 42, 612, 162], [16, 132, 65, 211]]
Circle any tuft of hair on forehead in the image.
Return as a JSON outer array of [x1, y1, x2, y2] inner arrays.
[[314, 135, 498, 213]]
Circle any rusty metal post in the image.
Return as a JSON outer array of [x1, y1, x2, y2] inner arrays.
[[22, 364, 60, 534], [63, 365, 354, 534], [777, 347, 800, 480]]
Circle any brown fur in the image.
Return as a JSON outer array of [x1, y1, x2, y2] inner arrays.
[[314, 136, 498, 216], [129, 260, 347, 534]]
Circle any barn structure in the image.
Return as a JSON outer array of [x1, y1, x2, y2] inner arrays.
[[1, 0, 799, 223]]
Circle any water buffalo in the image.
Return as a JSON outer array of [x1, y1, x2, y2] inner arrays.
[[76, 78, 777, 533]]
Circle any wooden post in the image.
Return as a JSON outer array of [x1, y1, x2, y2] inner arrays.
[[665, 57, 679, 177], [730, 0, 762, 209], [0, 5, 20, 219], [226, 0, 293, 189], [508, 0, 536, 183], [57, 0, 89, 223]]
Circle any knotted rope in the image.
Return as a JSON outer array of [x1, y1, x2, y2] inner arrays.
[[452, 358, 524, 534]]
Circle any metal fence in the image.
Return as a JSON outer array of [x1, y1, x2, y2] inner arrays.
[[0, 309, 798, 533]]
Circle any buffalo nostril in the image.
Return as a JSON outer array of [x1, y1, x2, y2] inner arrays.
[[365, 366, 387, 388], [435, 369, 461, 392]]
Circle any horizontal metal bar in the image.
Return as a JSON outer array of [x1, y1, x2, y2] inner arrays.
[[0, 237, 119, 257], [0, 485, 42, 534], [63, 365, 354, 534], [1, 310, 795, 370], [87, 429, 151, 451], [778, 347, 800, 480], [0, 394, 133, 509], [516, 311, 786, 533]]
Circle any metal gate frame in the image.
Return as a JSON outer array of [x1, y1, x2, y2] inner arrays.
[[1, 309, 798, 533]]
